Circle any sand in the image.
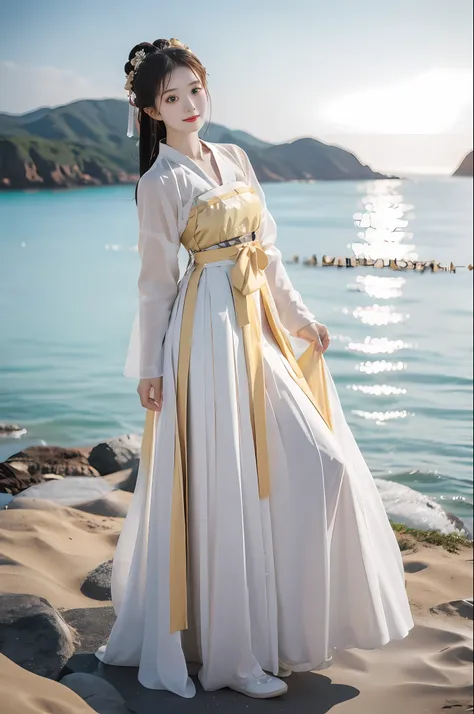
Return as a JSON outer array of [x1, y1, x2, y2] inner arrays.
[[0, 653, 98, 714], [0, 496, 472, 713]]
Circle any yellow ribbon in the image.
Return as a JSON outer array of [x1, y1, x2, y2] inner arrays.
[[154, 240, 333, 633], [230, 243, 269, 327], [188, 242, 272, 498]]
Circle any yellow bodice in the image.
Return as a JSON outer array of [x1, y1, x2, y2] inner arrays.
[[180, 184, 262, 252]]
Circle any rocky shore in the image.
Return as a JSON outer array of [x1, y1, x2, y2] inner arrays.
[[0, 433, 472, 713]]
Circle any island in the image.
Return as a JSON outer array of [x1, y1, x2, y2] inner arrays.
[[1, 99, 392, 190]]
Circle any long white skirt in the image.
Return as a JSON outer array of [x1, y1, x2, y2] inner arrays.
[[95, 259, 414, 698]]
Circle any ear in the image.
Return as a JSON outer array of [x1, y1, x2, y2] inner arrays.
[[143, 106, 161, 121]]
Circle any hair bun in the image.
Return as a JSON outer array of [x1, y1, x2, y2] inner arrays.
[[124, 42, 157, 75], [152, 39, 172, 51]]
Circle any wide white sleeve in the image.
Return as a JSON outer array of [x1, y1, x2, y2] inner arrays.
[[236, 146, 316, 336], [123, 172, 180, 379]]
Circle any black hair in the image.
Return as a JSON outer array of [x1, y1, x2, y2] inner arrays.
[[124, 38, 210, 202]]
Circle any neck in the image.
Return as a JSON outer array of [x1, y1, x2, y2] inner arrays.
[[163, 131, 204, 160]]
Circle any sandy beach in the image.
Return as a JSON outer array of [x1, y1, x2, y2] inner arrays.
[[0, 484, 472, 714]]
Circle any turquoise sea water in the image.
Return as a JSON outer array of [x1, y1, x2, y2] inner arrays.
[[0, 176, 472, 527]]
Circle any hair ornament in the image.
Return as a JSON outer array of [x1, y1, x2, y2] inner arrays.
[[124, 49, 147, 99], [169, 37, 192, 51]]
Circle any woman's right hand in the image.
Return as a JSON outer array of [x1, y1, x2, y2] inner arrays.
[[137, 377, 163, 412]]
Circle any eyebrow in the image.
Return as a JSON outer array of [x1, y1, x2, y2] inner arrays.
[[162, 80, 201, 95]]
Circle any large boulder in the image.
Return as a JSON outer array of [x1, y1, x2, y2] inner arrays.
[[0, 594, 78, 679], [1, 437, 142, 497], [8, 478, 131, 515], [60, 672, 132, 713], [88, 435, 141, 477], [3, 445, 99, 494], [81, 561, 113, 601], [12, 477, 115, 507], [0, 462, 44, 495]]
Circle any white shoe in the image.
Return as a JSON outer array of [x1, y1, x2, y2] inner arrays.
[[229, 673, 288, 699]]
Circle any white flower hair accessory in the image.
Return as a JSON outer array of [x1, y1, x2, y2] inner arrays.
[[124, 49, 147, 97]]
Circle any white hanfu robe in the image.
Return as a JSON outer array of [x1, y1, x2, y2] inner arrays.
[[95, 138, 414, 698]]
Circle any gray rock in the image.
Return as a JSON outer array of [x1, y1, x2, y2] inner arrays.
[[446, 511, 472, 539], [431, 599, 474, 620], [60, 607, 116, 655], [0, 423, 26, 436], [375, 478, 470, 536], [113, 466, 139, 494], [81, 561, 113, 601], [12, 477, 115, 507], [0, 461, 44, 496], [0, 594, 78, 679], [7, 497, 69, 512], [88, 436, 141, 477], [74, 490, 132, 517], [60, 673, 133, 714]]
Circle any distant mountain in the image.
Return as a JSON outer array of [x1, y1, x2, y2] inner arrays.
[[0, 99, 391, 190], [453, 151, 473, 177]]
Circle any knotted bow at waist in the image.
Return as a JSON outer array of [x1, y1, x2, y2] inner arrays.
[[194, 241, 269, 326]]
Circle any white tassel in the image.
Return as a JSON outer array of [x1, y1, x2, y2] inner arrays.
[[127, 103, 136, 138]]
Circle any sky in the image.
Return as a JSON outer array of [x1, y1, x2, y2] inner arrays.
[[0, 0, 472, 174]]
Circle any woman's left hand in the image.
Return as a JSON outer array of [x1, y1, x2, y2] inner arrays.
[[296, 321, 331, 353]]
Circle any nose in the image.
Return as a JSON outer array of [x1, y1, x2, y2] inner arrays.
[[185, 98, 197, 113]]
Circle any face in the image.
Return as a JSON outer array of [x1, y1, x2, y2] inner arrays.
[[146, 64, 207, 134]]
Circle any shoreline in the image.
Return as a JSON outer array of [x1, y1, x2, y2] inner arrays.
[[1, 427, 472, 540], [0, 493, 472, 713]]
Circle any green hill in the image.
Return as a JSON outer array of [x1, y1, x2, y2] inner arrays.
[[0, 99, 390, 189]]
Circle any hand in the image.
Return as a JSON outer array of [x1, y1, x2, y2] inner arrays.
[[296, 321, 331, 353], [137, 377, 163, 412]]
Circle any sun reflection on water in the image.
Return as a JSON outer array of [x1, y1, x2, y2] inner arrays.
[[356, 360, 407, 375], [352, 180, 418, 261], [352, 409, 412, 425], [349, 275, 406, 299], [342, 180, 420, 427], [348, 384, 407, 396], [344, 305, 409, 326], [347, 337, 412, 354]]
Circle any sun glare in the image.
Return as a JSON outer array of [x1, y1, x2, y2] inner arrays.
[[322, 69, 473, 134]]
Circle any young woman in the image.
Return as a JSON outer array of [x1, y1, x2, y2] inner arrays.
[[95, 37, 414, 700]]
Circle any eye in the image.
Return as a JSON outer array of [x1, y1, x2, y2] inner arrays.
[[165, 95, 178, 103], [192, 86, 202, 94]]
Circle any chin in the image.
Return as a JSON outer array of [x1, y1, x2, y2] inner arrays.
[[184, 118, 204, 131]]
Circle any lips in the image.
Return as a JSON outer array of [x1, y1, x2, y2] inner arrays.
[[184, 115, 200, 122]]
